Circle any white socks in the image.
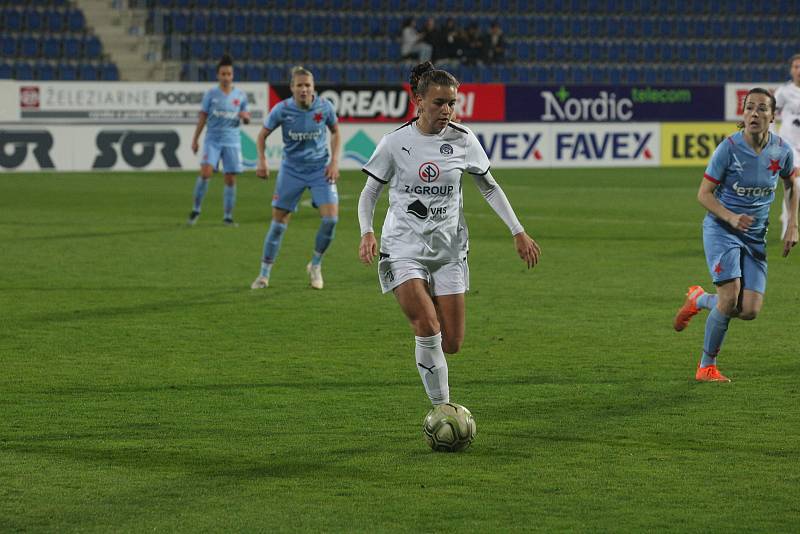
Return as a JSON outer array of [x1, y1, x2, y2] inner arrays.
[[415, 332, 449, 405]]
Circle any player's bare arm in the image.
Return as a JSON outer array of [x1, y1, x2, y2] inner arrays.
[[697, 178, 754, 231], [326, 124, 341, 183], [782, 173, 800, 257], [256, 127, 272, 179], [191, 112, 208, 154]]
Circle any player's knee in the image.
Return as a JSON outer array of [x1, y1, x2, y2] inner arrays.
[[441, 336, 462, 354], [738, 308, 759, 321], [411, 317, 440, 338], [224, 174, 236, 186], [716, 296, 738, 316]]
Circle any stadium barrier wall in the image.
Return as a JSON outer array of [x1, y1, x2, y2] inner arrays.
[[0, 81, 757, 171]]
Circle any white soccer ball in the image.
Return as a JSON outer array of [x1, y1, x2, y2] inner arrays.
[[422, 402, 476, 452]]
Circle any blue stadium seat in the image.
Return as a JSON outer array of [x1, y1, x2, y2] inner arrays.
[[192, 13, 208, 33], [24, 9, 43, 32], [190, 38, 207, 60], [267, 39, 285, 59], [36, 62, 56, 80], [249, 39, 266, 59], [80, 63, 99, 80], [233, 13, 248, 33], [365, 64, 381, 82], [288, 39, 305, 61], [245, 63, 262, 81], [20, 37, 39, 58], [1, 36, 16, 57], [212, 13, 229, 33], [268, 65, 285, 83], [0, 62, 12, 79], [84, 36, 102, 59], [42, 36, 61, 58], [347, 41, 365, 61], [4, 9, 22, 31], [345, 65, 362, 82], [272, 13, 288, 34], [101, 63, 118, 81], [209, 39, 226, 60], [229, 38, 246, 60], [64, 36, 81, 58], [68, 9, 85, 31], [57, 63, 76, 80]]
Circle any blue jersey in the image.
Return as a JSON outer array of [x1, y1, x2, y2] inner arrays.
[[201, 86, 248, 146], [264, 95, 337, 168], [704, 131, 794, 241]]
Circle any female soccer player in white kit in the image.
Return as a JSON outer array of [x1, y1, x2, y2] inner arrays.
[[357, 68, 540, 406], [775, 54, 800, 237]]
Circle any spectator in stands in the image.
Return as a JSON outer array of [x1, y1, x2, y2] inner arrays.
[[484, 21, 506, 63], [400, 18, 433, 63], [421, 17, 441, 61], [462, 23, 485, 65], [441, 18, 465, 62]]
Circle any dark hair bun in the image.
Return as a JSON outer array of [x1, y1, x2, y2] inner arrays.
[[409, 61, 435, 91]]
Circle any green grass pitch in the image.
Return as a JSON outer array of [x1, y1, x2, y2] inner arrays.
[[1, 168, 799, 532]]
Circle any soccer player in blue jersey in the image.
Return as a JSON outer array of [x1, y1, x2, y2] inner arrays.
[[673, 88, 799, 382], [187, 54, 250, 227], [251, 66, 340, 290]]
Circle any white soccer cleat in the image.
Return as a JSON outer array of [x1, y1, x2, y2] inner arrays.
[[307, 263, 323, 289], [250, 276, 269, 289]]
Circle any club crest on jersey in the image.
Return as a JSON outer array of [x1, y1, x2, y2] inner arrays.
[[233, 99, 240, 106], [406, 199, 429, 219], [440, 143, 453, 155], [419, 162, 440, 182]]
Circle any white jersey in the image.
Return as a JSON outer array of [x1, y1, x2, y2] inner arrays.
[[362, 120, 491, 263], [775, 82, 800, 157]]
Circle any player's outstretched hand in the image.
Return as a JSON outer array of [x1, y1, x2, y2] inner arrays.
[[325, 162, 340, 184], [359, 232, 378, 265], [239, 111, 251, 125], [729, 212, 754, 231], [782, 225, 798, 257], [514, 232, 541, 269], [256, 161, 269, 180]]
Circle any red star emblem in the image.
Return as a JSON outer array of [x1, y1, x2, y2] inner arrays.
[[313, 112, 323, 123], [714, 263, 723, 274], [232, 99, 240, 106], [768, 159, 781, 174]]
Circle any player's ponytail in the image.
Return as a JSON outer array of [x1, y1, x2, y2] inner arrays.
[[409, 61, 435, 96], [736, 87, 776, 129], [217, 54, 233, 72]]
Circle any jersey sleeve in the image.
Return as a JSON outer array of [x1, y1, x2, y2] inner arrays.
[[264, 102, 283, 130], [201, 90, 212, 114], [325, 99, 338, 127], [703, 138, 731, 184], [464, 128, 490, 175], [362, 134, 394, 184]]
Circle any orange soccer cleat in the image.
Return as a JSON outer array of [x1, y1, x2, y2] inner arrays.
[[695, 364, 730, 382], [673, 285, 705, 332]]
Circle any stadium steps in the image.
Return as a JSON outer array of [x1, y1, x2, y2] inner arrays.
[[73, 0, 180, 80]]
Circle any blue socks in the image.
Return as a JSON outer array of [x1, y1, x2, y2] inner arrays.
[[697, 292, 718, 310], [701, 307, 730, 368], [223, 184, 236, 219], [311, 216, 338, 266], [260, 221, 287, 277], [192, 176, 209, 211]]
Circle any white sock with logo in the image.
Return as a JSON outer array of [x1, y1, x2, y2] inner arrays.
[[415, 332, 449, 405]]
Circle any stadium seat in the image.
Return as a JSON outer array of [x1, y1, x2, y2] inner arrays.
[[0, 62, 12, 79], [24, 9, 43, 32], [80, 63, 99, 80], [0, 36, 16, 57], [84, 36, 102, 59], [68, 9, 85, 31], [36, 62, 56, 80], [57, 63, 76, 80], [20, 36, 39, 58]]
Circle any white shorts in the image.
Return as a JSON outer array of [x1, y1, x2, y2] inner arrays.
[[378, 256, 469, 296]]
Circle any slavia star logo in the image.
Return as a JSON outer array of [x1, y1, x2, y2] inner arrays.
[[714, 263, 723, 274], [313, 112, 323, 123], [768, 159, 781, 174], [233, 99, 240, 106], [419, 162, 440, 182]]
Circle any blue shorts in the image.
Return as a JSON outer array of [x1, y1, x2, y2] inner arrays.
[[272, 162, 338, 212], [702, 216, 767, 294], [201, 142, 242, 174]]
